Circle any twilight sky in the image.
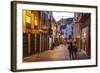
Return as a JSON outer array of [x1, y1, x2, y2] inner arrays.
[[53, 12, 74, 21]]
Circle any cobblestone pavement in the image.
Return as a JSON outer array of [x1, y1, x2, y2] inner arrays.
[[24, 44, 89, 62]]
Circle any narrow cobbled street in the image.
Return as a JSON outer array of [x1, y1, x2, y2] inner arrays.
[[24, 44, 89, 62]]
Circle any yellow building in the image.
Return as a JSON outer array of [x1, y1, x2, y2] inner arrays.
[[22, 10, 50, 57]]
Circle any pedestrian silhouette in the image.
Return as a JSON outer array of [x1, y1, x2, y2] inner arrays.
[[67, 36, 74, 60], [73, 40, 78, 59]]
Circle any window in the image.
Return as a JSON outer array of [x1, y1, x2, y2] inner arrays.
[[26, 10, 31, 29]]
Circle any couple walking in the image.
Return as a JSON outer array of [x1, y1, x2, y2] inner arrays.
[[67, 37, 78, 60]]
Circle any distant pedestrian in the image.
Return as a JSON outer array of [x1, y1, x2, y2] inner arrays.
[[67, 39, 74, 60], [51, 42, 55, 50], [68, 42, 74, 60], [64, 38, 67, 45], [73, 40, 78, 59]]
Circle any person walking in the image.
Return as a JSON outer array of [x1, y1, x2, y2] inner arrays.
[[73, 40, 78, 59], [67, 36, 74, 60]]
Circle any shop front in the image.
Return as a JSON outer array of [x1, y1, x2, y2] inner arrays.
[[22, 10, 49, 58], [81, 26, 90, 57]]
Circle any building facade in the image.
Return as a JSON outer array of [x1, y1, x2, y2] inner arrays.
[[22, 10, 55, 58], [73, 13, 91, 57], [57, 18, 73, 39], [73, 13, 81, 51]]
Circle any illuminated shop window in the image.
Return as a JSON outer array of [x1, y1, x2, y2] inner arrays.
[[26, 16, 31, 24], [26, 10, 31, 29], [34, 15, 38, 30], [34, 16, 38, 26]]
